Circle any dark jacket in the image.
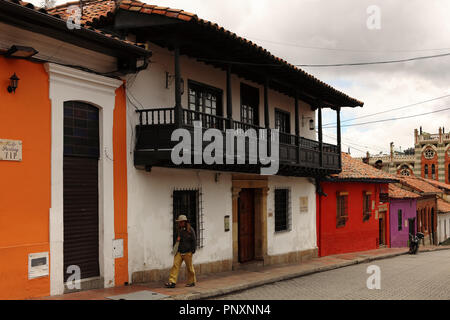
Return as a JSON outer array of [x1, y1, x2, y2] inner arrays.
[[178, 227, 196, 254]]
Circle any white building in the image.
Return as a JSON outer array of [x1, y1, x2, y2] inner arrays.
[[110, 2, 364, 282]]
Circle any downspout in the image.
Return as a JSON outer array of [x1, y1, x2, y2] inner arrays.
[[314, 177, 327, 257]]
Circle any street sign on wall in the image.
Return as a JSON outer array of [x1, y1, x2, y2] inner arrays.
[[0, 139, 22, 161]]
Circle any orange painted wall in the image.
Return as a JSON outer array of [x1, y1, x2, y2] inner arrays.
[[113, 84, 129, 286], [0, 57, 51, 299]]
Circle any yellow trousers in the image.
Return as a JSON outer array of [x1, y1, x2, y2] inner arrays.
[[168, 252, 196, 284]]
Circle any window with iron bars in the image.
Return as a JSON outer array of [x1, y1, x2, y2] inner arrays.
[[172, 189, 204, 248], [274, 188, 291, 232]]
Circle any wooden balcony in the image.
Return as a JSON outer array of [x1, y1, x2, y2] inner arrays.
[[134, 108, 341, 177]]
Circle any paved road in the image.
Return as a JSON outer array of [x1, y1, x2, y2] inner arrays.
[[214, 250, 450, 300]]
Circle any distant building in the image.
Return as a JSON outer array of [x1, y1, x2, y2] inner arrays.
[[316, 153, 398, 257], [388, 184, 420, 248], [362, 127, 450, 184]]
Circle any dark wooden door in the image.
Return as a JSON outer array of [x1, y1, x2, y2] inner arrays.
[[379, 216, 385, 245], [63, 101, 100, 282], [238, 189, 255, 263], [409, 218, 415, 236], [63, 156, 99, 281]]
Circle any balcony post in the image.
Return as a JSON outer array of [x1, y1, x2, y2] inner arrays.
[[294, 91, 300, 163], [318, 105, 323, 168], [336, 106, 342, 169], [226, 64, 233, 129], [174, 45, 182, 127], [264, 77, 270, 154]]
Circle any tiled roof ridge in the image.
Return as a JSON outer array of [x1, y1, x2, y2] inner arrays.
[[397, 175, 442, 194], [44, 0, 363, 106], [0, 0, 148, 49], [388, 183, 420, 199], [329, 153, 398, 182]]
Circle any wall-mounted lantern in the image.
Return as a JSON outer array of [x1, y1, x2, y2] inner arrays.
[[5, 45, 38, 59], [7, 73, 19, 94], [302, 115, 315, 130]]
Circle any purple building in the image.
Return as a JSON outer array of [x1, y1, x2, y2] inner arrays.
[[389, 184, 420, 247]]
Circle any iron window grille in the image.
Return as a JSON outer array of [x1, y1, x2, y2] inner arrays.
[[398, 210, 403, 231], [336, 192, 349, 228], [172, 189, 204, 249], [274, 188, 292, 232]]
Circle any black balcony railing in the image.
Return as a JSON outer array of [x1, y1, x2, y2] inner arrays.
[[134, 107, 341, 175]]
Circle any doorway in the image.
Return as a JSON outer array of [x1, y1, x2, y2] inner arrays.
[[63, 101, 100, 282], [408, 218, 415, 237], [379, 213, 386, 246], [238, 188, 255, 263]]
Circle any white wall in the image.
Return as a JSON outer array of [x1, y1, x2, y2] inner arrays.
[[267, 176, 317, 255], [438, 213, 450, 243], [125, 43, 319, 278], [127, 167, 233, 277]]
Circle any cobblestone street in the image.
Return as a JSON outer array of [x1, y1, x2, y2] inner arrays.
[[214, 250, 450, 300]]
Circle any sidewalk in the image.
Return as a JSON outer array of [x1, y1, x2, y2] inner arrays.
[[37, 245, 450, 300]]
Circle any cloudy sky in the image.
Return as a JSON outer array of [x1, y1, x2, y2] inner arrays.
[[32, 0, 450, 156]]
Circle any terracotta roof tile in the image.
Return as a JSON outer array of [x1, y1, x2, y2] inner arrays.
[[389, 184, 420, 199], [437, 199, 450, 213], [418, 178, 450, 192], [398, 176, 443, 194], [329, 153, 398, 182]]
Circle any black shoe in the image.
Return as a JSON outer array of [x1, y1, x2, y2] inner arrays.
[[185, 283, 195, 287], [164, 282, 176, 288]]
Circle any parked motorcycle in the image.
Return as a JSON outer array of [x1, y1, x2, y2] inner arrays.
[[409, 232, 425, 254]]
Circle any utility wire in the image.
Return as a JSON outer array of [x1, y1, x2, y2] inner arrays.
[[296, 52, 450, 67], [324, 106, 450, 128], [323, 94, 450, 126], [245, 36, 450, 53], [196, 52, 450, 68]]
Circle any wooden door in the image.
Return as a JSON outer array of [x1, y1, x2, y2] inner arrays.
[[238, 189, 255, 263], [379, 214, 385, 246], [63, 101, 100, 281]]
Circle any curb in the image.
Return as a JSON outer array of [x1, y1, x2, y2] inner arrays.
[[165, 246, 450, 300]]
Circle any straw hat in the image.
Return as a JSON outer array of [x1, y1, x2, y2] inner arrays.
[[176, 215, 188, 222]]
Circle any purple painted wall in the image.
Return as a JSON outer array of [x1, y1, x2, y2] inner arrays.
[[389, 199, 417, 247]]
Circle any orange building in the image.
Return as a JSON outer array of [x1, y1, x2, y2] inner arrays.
[[0, 0, 150, 299]]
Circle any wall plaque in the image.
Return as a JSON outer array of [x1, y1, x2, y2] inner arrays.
[[300, 197, 308, 213], [0, 139, 22, 161]]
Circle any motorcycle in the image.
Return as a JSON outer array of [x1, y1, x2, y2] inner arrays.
[[409, 232, 424, 254]]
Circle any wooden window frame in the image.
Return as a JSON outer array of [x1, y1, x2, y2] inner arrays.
[[362, 191, 371, 222], [240, 83, 259, 126], [336, 192, 349, 228], [274, 108, 291, 134]]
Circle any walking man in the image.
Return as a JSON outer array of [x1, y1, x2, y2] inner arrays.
[[165, 215, 197, 288]]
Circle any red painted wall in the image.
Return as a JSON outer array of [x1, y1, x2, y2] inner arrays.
[[317, 182, 388, 257]]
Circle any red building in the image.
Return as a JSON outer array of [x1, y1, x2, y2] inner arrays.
[[317, 153, 398, 257]]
